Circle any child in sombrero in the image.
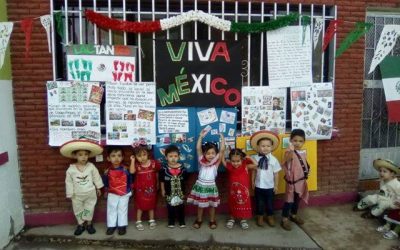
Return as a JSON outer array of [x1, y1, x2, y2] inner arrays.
[[356, 159, 400, 218], [61, 139, 104, 236]]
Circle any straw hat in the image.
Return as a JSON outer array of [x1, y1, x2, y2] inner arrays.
[[250, 130, 280, 152], [373, 159, 400, 174], [60, 139, 103, 159]]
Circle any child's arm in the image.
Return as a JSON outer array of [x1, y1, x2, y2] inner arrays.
[[245, 155, 258, 170], [92, 164, 104, 197], [129, 155, 136, 174], [251, 168, 256, 190], [196, 130, 205, 156], [65, 170, 74, 198], [160, 182, 166, 197], [217, 133, 226, 165], [282, 144, 294, 165], [273, 172, 279, 193], [221, 155, 227, 167]]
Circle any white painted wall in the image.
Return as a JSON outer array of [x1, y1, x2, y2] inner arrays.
[[0, 80, 24, 249], [359, 147, 400, 180]]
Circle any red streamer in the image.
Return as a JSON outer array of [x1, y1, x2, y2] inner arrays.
[[322, 20, 343, 52], [20, 18, 34, 59], [85, 10, 161, 33]]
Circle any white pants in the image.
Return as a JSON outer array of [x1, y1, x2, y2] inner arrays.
[[107, 192, 132, 227]]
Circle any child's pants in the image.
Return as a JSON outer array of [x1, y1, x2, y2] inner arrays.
[[282, 192, 301, 218], [71, 190, 97, 225], [167, 204, 185, 226], [254, 187, 274, 216], [107, 192, 132, 227], [357, 194, 396, 216]]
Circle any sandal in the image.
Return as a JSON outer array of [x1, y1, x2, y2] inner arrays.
[[192, 220, 202, 229], [149, 220, 157, 230], [209, 221, 217, 230], [135, 221, 144, 231], [226, 219, 235, 229], [240, 220, 249, 230]]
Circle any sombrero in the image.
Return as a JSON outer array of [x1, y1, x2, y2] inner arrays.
[[373, 159, 400, 174], [60, 139, 103, 159], [250, 130, 280, 152]]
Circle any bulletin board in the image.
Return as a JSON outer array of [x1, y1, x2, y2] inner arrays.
[[236, 134, 317, 194]]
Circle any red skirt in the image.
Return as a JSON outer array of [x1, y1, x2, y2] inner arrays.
[[134, 169, 158, 211], [228, 181, 252, 219]]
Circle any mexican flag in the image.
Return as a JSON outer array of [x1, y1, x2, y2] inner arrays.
[[380, 56, 400, 123]]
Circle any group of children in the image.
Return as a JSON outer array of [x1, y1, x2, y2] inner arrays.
[[60, 129, 311, 236]]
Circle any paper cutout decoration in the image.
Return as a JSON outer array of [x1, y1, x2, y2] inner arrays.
[[336, 22, 373, 58], [20, 18, 34, 59], [313, 18, 324, 49], [380, 56, 400, 122], [40, 14, 52, 53], [322, 20, 342, 52], [0, 22, 13, 69], [369, 25, 400, 74]]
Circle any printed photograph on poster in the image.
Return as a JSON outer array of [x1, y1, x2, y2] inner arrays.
[[267, 26, 312, 88], [106, 82, 156, 145], [220, 110, 236, 124], [197, 108, 218, 126], [157, 109, 189, 134], [291, 82, 334, 140], [242, 86, 287, 135], [66, 45, 136, 83], [47, 81, 101, 146]]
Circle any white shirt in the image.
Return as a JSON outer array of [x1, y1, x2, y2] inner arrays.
[[252, 153, 281, 189], [65, 162, 104, 198]]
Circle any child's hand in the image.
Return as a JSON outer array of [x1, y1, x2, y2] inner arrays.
[[274, 186, 278, 193], [130, 155, 135, 161], [104, 168, 109, 175], [219, 133, 225, 138], [288, 143, 295, 151], [96, 189, 101, 197], [161, 189, 166, 197]]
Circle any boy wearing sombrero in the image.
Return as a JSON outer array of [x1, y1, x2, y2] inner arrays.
[[356, 159, 400, 218], [61, 139, 104, 236], [250, 130, 281, 227]]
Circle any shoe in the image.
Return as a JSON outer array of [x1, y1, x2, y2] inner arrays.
[[149, 220, 157, 230], [106, 227, 116, 235], [192, 220, 202, 229], [167, 224, 175, 228], [384, 230, 399, 240], [118, 226, 127, 235], [266, 216, 276, 227], [290, 215, 304, 225], [135, 221, 144, 231], [377, 225, 390, 233], [74, 225, 85, 236], [256, 216, 264, 227], [281, 219, 292, 231], [240, 220, 249, 230], [179, 224, 186, 228], [226, 219, 235, 229], [209, 221, 217, 229], [86, 224, 96, 234]]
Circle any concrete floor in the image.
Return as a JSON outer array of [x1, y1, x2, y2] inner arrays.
[[5, 204, 400, 250]]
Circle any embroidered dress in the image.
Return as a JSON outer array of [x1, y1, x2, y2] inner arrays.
[[225, 159, 252, 219], [187, 154, 220, 208], [134, 160, 161, 211]]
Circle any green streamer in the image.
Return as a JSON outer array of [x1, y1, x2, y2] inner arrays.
[[335, 22, 373, 58], [54, 11, 65, 39], [230, 13, 308, 33]]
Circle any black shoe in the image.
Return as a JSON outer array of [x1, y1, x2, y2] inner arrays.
[[106, 227, 116, 235], [86, 224, 96, 234], [74, 225, 85, 236], [118, 226, 127, 235]]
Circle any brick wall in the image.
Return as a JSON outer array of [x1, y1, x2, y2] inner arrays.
[[7, 0, 400, 216]]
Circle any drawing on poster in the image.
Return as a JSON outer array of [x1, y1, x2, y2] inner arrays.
[[197, 108, 218, 126], [220, 110, 236, 125]]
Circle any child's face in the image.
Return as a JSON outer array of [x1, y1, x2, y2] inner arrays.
[[204, 148, 217, 162], [230, 155, 243, 168], [75, 150, 89, 165], [273, 99, 279, 106], [107, 150, 123, 167], [135, 150, 149, 164], [258, 139, 273, 155], [291, 135, 305, 150], [166, 151, 179, 167], [379, 167, 395, 181]]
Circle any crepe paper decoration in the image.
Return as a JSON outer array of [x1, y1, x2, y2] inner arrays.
[[313, 17, 324, 49], [335, 22, 372, 58], [231, 13, 303, 33], [369, 25, 400, 74], [20, 18, 34, 59], [322, 20, 342, 52], [0, 22, 13, 69], [54, 11, 65, 39], [40, 14, 52, 53]]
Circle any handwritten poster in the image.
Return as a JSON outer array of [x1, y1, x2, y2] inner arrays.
[[291, 82, 334, 140], [66, 45, 136, 82], [157, 109, 189, 134], [106, 82, 156, 145], [47, 81, 102, 146], [267, 26, 312, 88], [242, 86, 287, 135]]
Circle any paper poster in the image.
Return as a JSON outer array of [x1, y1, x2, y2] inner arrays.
[[106, 82, 156, 145], [291, 82, 334, 140], [47, 81, 101, 146], [242, 86, 287, 135], [66, 45, 136, 82], [157, 109, 189, 134], [220, 110, 236, 125], [267, 26, 312, 88], [155, 40, 243, 107], [0, 22, 13, 69], [197, 107, 218, 126]]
